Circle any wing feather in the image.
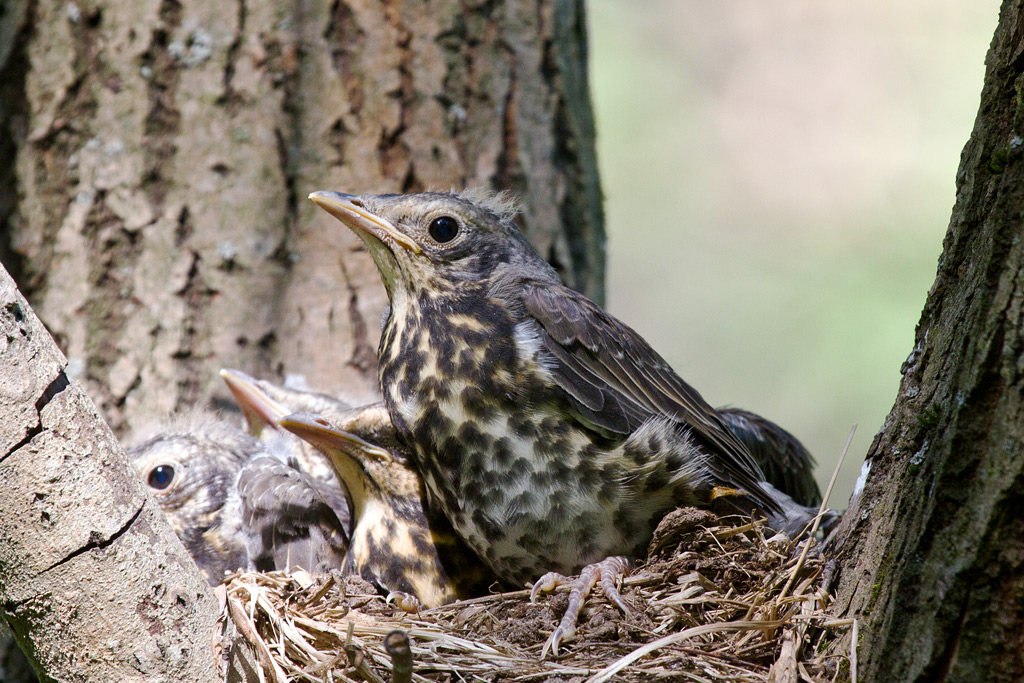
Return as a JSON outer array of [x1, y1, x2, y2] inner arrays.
[[523, 281, 781, 514], [718, 408, 821, 507], [237, 457, 350, 572]]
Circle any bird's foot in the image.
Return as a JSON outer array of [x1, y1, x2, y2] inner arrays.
[[530, 556, 632, 658], [386, 591, 421, 614]]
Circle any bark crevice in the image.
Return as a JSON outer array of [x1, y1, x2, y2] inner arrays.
[[40, 502, 145, 574], [0, 369, 69, 464]]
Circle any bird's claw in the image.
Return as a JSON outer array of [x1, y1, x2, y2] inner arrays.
[[531, 556, 632, 658], [542, 622, 576, 659], [530, 571, 568, 602], [362, 443, 394, 464], [386, 591, 421, 613]]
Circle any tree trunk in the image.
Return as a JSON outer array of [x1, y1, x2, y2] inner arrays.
[[0, 264, 221, 682], [0, 0, 604, 437], [827, 2, 1024, 680], [0, 0, 602, 677]]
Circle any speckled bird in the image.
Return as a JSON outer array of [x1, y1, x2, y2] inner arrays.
[[220, 369, 501, 607], [310, 189, 832, 652], [131, 416, 349, 584], [280, 409, 503, 608]]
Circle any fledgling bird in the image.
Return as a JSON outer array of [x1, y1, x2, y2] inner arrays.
[[280, 410, 504, 608], [222, 370, 823, 601], [219, 369, 502, 607], [130, 416, 349, 584], [310, 189, 833, 653]]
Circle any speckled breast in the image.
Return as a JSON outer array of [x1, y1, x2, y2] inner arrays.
[[377, 301, 694, 584]]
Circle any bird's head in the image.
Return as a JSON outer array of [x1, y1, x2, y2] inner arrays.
[[129, 420, 258, 525], [278, 410, 422, 517], [309, 190, 558, 304]]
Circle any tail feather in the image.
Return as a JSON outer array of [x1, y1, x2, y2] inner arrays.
[[759, 481, 839, 539], [709, 480, 839, 539]]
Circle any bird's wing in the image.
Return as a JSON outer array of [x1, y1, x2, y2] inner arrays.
[[718, 408, 821, 507], [237, 457, 350, 572], [522, 281, 779, 512]]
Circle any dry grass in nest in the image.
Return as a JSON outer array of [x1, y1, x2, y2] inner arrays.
[[217, 508, 851, 683]]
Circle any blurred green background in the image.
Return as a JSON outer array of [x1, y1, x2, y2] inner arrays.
[[590, 0, 1001, 507]]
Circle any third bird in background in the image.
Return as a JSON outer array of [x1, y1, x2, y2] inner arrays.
[[131, 415, 349, 584]]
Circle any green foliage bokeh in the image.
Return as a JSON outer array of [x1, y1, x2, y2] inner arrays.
[[592, 0, 999, 505]]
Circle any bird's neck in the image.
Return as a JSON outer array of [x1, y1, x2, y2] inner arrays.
[[324, 452, 373, 522], [377, 289, 519, 440]]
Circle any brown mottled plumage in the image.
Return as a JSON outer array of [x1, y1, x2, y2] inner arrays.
[[130, 417, 348, 584], [310, 189, 834, 652], [221, 369, 502, 607], [281, 411, 503, 607]]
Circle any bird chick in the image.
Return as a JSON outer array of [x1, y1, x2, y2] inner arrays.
[[310, 189, 833, 653], [130, 415, 348, 584], [280, 410, 502, 608], [219, 370, 502, 607]]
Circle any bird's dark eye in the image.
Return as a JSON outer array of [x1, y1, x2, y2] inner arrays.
[[148, 464, 175, 490], [428, 216, 459, 243]]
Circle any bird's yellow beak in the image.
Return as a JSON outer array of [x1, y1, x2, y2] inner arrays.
[[219, 369, 289, 429], [279, 412, 394, 464], [309, 191, 420, 254]]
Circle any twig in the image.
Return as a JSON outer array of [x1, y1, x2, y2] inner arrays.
[[586, 619, 786, 683], [226, 594, 288, 683], [778, 425, 856, 603], [301, 573, 339, 609], [343, 621, 387, 683], [768, 630, 798, 683], [384, 630, 414, 683], [851, 618, 858, 683]]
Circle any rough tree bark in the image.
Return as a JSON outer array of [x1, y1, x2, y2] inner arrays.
[[0, 265, 221, 682], [0, 0, 603, 678], [827, 2, 1024, 681], [0, 0, 604, 436]]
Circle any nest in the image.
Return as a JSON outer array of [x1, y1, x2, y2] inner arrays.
[[216, 508, 851, 683]]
